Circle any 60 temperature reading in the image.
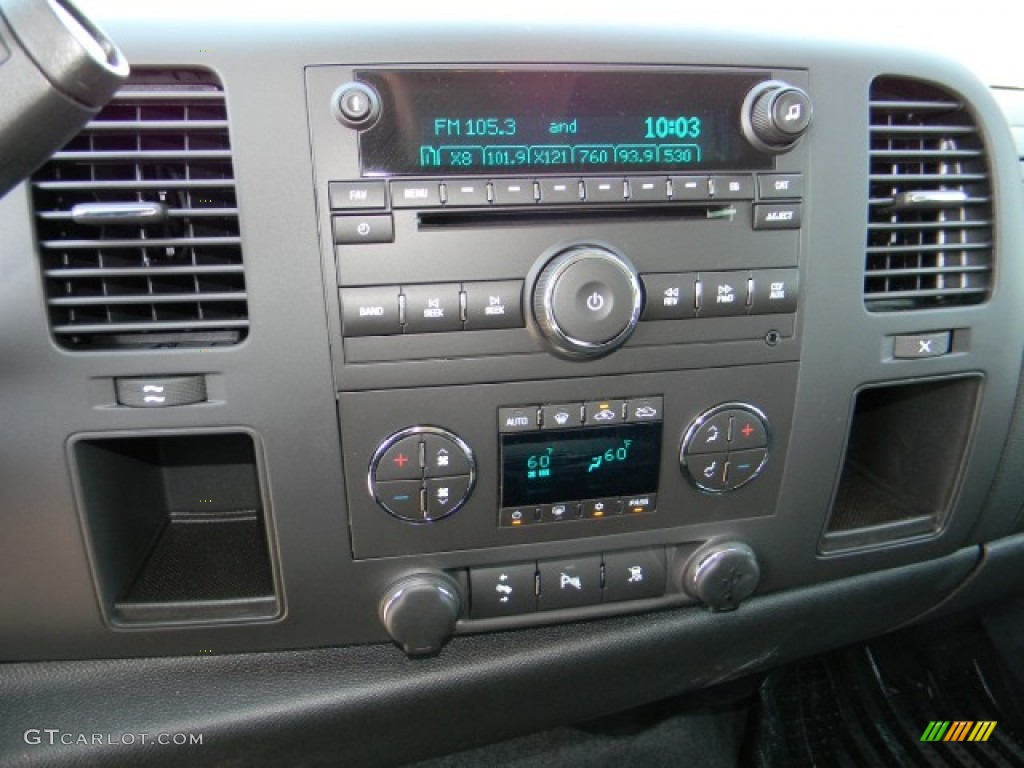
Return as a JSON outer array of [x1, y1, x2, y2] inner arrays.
[[526, 448, 553, 480], [588, 439, 632, 473]]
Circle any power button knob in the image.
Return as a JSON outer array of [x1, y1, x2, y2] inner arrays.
[[532, 245, 643, 359]]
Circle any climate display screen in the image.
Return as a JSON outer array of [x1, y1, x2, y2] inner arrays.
[[501, 423, 662, 507], [356, 69, 772, 175]]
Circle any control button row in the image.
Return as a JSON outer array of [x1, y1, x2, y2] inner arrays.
[[684, 449, 768, 493], [470, 548, 667, 619], [370, 427, 476, 522], [641, 268, 798, 321], [498, 396, 663, 433], [341, 280, 523, 337], [327, 174, 803, 212], [500, 494, 657, 527]]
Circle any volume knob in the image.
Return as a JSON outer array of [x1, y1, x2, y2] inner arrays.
[[742, 81, 813, 153], [532, 245, 643, 359]]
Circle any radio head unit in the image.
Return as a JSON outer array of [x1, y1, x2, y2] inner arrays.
[[354, 68, 778, 176]]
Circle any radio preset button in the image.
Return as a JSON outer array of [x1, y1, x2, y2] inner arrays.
[[584, 400, 626, 425], [758, 174, 803, 199], [402, 283, 462, 333], [710, 175, 755, 199], [391, 181, 443, 208], [463, 280, 524, 330], [333, 214, 394, 244], [670, 175, 711, 201], [584, 177, 626, 203], [328, 181, 387, 210], [538, 556, 602, 611], [628, 176, 669, 202], [539, 178, 582, 204], [340, 286, 402, 336], [541, 403, 583, 429], [753, 203, 803, 230], [444, 180, 490, 206], [698, 272, 749, 317], [491, 178, 536, 205], [640, 273, 698, 320], [750, 269, 799, 314], [498, 406, 539, 432]]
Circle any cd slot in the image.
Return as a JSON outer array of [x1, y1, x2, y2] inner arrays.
[[417, 204, 737, 230]]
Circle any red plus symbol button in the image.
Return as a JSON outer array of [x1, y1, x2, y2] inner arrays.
[[393, 453, 409, 468], [741, 423, 754, 438]]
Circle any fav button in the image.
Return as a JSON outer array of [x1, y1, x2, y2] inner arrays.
[[328, 181, 387, 210]]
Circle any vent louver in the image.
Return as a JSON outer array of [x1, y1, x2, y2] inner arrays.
[[866, 77, 993, 311], [30, 69, 248, 349]]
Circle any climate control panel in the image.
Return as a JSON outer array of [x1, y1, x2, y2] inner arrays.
[[369, 426, 476, 522]]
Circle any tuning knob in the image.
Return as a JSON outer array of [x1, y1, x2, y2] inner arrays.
[[742, 81, 813, 153], [532, 245, 643, 359], [682, 541, 760, 612], [379, 572, 462, 657]]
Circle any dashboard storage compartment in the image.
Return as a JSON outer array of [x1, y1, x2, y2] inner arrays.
[[821, 377, 981, 553], [71, 432, 278, 625]]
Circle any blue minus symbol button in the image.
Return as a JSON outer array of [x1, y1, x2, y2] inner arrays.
[[375, 479, 424, 521], [726, 449, 767, 490]]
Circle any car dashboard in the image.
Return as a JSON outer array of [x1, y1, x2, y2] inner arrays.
[[2, 3, 1024, 766]]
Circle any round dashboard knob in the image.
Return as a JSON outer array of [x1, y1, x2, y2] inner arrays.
[[532, 245, 643, 359], [742, 81, 813, 152], [682, 541, 760, 612], [379, 572, 462, 657]]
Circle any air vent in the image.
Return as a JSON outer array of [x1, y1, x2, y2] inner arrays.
[[866, 77, 993, 311], [30, 69, 248, 349]]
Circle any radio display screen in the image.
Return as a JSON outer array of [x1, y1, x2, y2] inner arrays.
[[500, 423, 662, 507], [356, 69, 773, 176]]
